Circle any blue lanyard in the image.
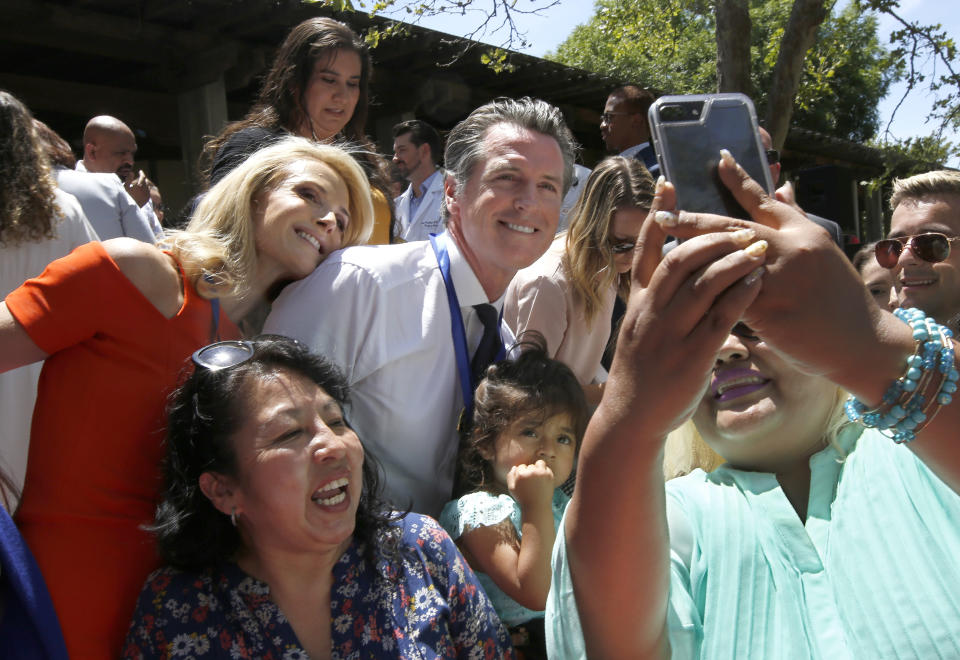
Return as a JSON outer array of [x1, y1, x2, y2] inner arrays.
[[210, 298, 221, 342], [429, 234, 505, 418]]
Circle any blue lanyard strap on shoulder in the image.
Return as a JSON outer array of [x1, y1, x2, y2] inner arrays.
[[210, 297, 221, 342], [429, 234, 504, 418]]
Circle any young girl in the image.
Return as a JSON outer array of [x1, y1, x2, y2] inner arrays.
[[439, 338, 589, 659]]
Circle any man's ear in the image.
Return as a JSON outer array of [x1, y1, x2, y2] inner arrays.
[[83, 141, 96, 163], [635, 115, 652, 142], [198, 471, 239, 517], [443, 173, 460, 225]]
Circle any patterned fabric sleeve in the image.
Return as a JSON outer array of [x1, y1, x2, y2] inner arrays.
[[122, 568, 171, 659], [409, 514, 515, 659]]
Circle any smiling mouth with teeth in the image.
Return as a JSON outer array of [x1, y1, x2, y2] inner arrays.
[[296, 230, 322, 252], [504, 222, 535, 234], [312, 477, 348, 506]]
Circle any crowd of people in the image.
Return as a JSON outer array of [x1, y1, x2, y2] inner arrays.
[[2, 13, 960, 660]]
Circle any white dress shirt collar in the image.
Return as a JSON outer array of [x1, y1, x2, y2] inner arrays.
[[442, 230, 504, 310]]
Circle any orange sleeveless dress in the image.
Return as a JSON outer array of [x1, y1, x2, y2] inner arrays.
[[5, 241, 240, 658]]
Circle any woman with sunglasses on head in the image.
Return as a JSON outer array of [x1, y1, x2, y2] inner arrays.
[[503, 157, 654, 406], [123, 336, 513, 658], [547, 155, 960, 658], [0, 137, 374, 658], [202, 16, 395, 243]]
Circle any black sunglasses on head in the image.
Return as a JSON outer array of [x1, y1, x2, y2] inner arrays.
[[191, 340, 255, 371], [874, 233, 959, 269]]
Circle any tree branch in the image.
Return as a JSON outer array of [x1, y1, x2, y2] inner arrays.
[[765, 0, 830, 150]]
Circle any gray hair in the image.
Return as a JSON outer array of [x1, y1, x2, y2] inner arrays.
[[444, 97, 579, 202], [890, 169, 960, 211]]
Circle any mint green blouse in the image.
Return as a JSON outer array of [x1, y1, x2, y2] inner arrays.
[[547, 426, 960, 658]]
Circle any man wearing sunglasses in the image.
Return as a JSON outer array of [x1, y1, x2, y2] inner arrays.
[[882, 170, 960, 331], [600, 85, 659, 176]]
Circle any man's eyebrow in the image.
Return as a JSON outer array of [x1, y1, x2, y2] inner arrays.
[[888, 224, 954, 238]]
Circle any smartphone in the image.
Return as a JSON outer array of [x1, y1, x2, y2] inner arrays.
[[648, 93, 773, 219]]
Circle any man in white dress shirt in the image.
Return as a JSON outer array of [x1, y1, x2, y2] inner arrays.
[[392, 119, 445, 242], [265, 98, 577, 515]]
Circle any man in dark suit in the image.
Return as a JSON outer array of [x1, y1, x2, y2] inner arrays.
[[600, 85, 659, 175]]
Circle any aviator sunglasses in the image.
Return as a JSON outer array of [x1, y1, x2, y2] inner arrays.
[[875, 232, 960, 269]]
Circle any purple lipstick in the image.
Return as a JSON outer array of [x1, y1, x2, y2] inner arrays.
[[711, 367, 770, 403]]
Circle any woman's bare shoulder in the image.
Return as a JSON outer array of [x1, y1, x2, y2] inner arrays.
[[102, 238, 182, 318]]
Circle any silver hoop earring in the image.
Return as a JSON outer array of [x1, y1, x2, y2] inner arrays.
[[230, 507, 237, 527]]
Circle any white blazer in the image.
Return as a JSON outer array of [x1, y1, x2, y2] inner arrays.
[[394, 171, 445, 242]]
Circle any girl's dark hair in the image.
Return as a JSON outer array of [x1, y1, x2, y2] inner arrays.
[[0, 90, 61, 247], [202, 17, 372, 179], [153, 335, 399, 570], [454, 333, 590, 496]]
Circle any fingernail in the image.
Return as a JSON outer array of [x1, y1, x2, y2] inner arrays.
[[653, 210, 678, 227], [743, 240, 768, 258], [730, 228, 756, 244], [720, 149, 735, 166], [655, 175, 666, 194], [744, 265, 765, 286]]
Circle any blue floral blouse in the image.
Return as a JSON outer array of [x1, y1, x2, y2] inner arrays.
[[123, 513, 514, 659]]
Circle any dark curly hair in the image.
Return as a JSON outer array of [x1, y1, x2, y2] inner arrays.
[[152, 335, 401, 570], [454, 333, 590, 497], [0, 90, 61, 247]]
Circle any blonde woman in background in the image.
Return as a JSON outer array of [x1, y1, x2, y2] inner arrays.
[[504, 156, 654, 405]]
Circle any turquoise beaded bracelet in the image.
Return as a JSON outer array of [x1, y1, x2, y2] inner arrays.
[[844, 308, 959, 443]]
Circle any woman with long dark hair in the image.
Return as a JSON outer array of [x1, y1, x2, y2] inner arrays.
[[203, 17, 395, 243]]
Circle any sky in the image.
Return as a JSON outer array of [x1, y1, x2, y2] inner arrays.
[[391, 0, 958, 166]]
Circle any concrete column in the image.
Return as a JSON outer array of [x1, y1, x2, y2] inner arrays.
[[177, 77, 228, 194]]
